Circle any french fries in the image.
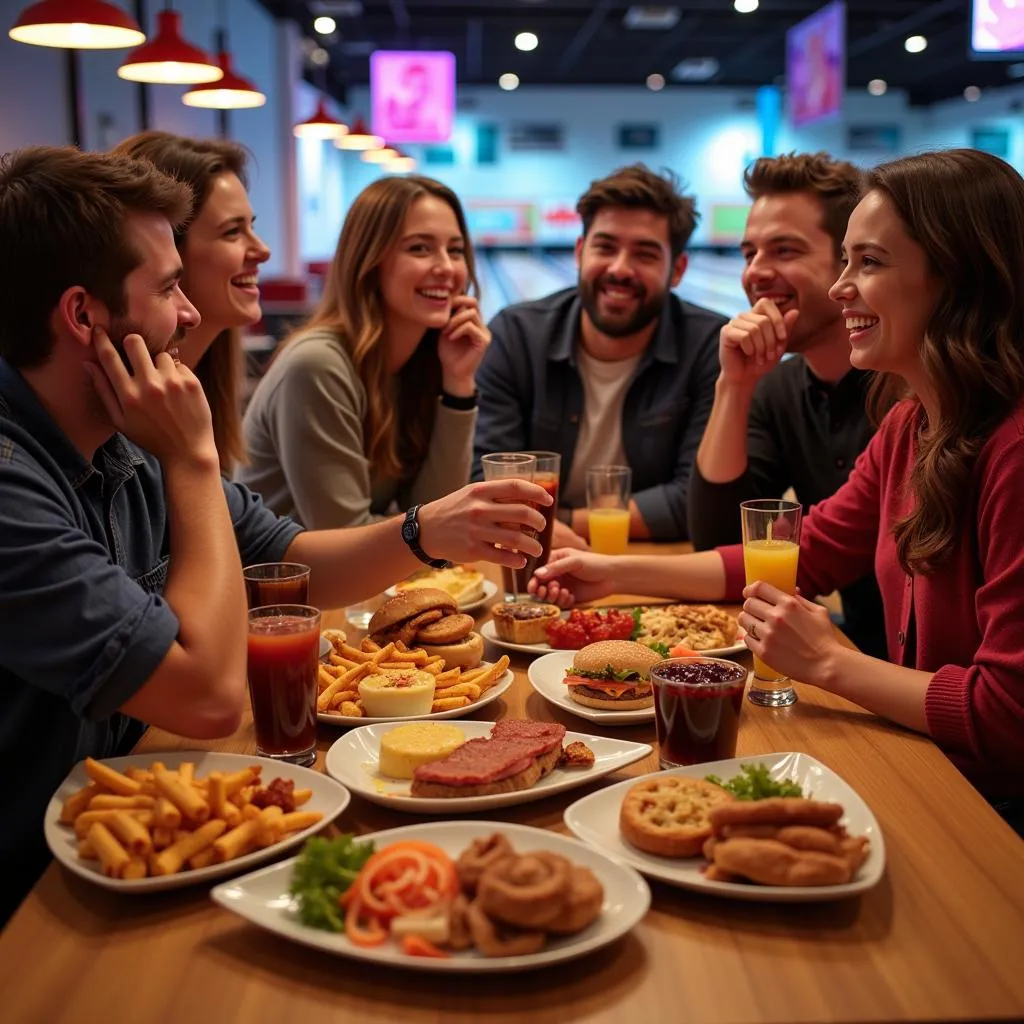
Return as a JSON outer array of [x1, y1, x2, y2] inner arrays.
[[317, 634, 511, 718], [59, 760, 324, 880]]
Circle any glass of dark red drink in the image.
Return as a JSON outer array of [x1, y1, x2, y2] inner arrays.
[[649, 657, 749, 768], [502, 450, 561, 599], [247, 604, 321, 767], [481, 452, 536, 602], [243, 562, 311, 608]]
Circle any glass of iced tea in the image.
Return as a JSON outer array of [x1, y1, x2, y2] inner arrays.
[[247, 604, 321, 767], [481, 452, 537, 601], [740, 499, 802, 707], [649, 657, 748, 768], [503, 451, 561, 599], [243, 562, 311, 608]]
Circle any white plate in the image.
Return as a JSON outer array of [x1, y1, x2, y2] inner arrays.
[[385, 578, 499, 614], [563, 752, 885, 902], [210, 820, 651, 972], [44, 751, 351, 893], [482, 616, 747, 659], [528, 651, 655, 726], [317, 667, 514, 727], [323, 721, 652, 813]]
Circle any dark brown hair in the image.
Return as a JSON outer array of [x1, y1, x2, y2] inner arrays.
[[295, 174, 478, 481], [576, 163, 699, 258], [744, 151, 865, 258], [0, 145, 191, 368], [113, 131, 249, 474], [865, 149, 1024, 573]]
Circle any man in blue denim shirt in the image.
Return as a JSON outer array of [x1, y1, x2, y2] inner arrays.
[[473, 164, 725, 544], [0, 147, 552, 923]]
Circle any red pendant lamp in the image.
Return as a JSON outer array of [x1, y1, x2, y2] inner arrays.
[[293, 98, 348, 139], [335, 115, 383, 151], [183, 50, 265, 108], [9, 0, 145, 48], [117, 6, 221, 84]]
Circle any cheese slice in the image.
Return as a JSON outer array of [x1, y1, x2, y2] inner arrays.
[[564, 674, 644, 699]]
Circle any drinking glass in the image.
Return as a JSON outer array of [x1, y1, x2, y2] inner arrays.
[[345, 593, 384, 632], [481, 452, 537, 601], [243, 563, 311, 608], [740, 499, 803, 707], [650, 657, 748, 768], [586, 465, 632, 555], [247, 604, 321, 767], [502, 451, 560, 599]]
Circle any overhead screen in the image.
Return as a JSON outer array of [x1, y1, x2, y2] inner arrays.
[[370, 50, 456, 143], [971, 0, 1024, 58], [786, 1, 846, 128]]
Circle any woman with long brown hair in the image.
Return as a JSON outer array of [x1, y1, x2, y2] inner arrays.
[[112, 131, 270, 475], [530, 149, 1024, 823], [238, 174, 489, 527]]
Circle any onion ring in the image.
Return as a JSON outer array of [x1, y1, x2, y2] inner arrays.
[[477, 851, 571, 929], [543, 865, 604, 935], [466, 899, 545, 958], [455, 833, 515, 895]]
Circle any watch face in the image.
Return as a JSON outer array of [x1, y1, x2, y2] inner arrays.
[[401, 517, 417, 544]]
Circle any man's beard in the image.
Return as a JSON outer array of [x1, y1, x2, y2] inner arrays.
[[578, 274, 666, 338]]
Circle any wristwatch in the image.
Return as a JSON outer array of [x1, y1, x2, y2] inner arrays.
[[401, 505, 451, 569]]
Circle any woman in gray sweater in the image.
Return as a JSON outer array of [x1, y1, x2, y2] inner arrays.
[[239, 175, 490, 528]]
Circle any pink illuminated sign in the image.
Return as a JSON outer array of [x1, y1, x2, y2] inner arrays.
[[370, 50, 456, 144], [972, 0, 1024, 55], [786, 1, 845, 128]]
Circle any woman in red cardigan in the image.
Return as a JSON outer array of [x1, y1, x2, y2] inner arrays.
[[530, 149, 1024, 820]]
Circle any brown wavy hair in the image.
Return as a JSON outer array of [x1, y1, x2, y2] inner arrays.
[[864, 149, 1024, 573], [113, 131, 249, 475], [576, 163, 698, 259], [744, 151, 865, 258], [293, 175, 478, 481]]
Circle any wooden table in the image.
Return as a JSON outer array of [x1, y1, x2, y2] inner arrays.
[[3, 550, 1023, 1024]]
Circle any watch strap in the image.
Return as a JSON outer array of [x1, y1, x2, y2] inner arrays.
[[402, 505, 451, 569]]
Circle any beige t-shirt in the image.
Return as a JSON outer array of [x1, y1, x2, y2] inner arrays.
[[563, 346, 643, 507]]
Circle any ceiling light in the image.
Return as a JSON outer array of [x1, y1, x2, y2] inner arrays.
[[385, 150, 417, 174], [335, 115, 383, 150], [313, 15, 335, 35], [309, 45, 329, 66], [498, 72, 519, 90], [964, 85, 981, 102], [9, 0, 145, 48], [646, 73, 665, 91], [867, 78, 887, 96], [182, 50, 265, 108], [361, 145, 399, 164], [117, 9, 221, 84], [904, 35, 927, 53], [734, 0, 759, 13], [514, 31, 537, 51], [293, 98, 348, 139]]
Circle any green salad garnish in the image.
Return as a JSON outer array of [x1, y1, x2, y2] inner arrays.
[[289, 835, 375, 931], [705, 763, 804, 801]]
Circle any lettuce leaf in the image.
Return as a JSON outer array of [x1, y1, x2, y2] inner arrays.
[[289, 835, 375, 931], [567, 665, 640, 682]]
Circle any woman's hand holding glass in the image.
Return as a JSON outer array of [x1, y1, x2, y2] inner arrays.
[[438, 295, 490, 393], [739, 582, 845, 687], [527, 548, 617, 607], [417, 479, 550, 568]]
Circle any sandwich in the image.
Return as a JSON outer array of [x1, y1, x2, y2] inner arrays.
[[410, 719, 569, 798], [563, 639, 662, 711], [395, 565, 486, 606], [367, 588, 484, 670]]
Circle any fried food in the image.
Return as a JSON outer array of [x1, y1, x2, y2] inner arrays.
[[466, 899, 546, 957], [559, 741, 596, 769], [477, 851, 572, 929], [456, 833, 516, 895], [712, 838, 855, 887], [708, 797, 844, 831], [620, 776, 734, 857], [544, 865, 604, 935], [415, 612, 476, 645], [636, 604, 739, 652]]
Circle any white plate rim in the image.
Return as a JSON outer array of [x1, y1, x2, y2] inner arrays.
[[323, 721, 652, 813], [44, 750, 351, 893], [481, 615, 747, 659], [384, 577, 499, 613], [562, 752, 886, 902], [210, 819, 651, 972], [316, 667, 514, 726], [527, 650, 655, 725]]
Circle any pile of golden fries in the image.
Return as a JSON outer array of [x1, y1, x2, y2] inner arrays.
[[59, 757, 323, 880], [317, 634, 511, 717]]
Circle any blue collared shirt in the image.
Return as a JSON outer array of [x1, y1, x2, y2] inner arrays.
[[472, 287, 724, 539], [0, 359, 303, 920]]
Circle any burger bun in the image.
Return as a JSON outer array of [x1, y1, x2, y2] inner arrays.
[[419, 631, 485, 671]]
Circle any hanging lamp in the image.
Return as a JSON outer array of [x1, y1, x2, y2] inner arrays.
[[117, 6, 221, 84], [293, 98, 348, 139], [183, 50, 264, 108], [361, 144, 399, 164], [9, 0, 144, 48], [335, 115, 383, 151], [385, 150, 417, 174]]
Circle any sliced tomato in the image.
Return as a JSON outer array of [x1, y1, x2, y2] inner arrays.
[[401, 934, 451, 959], [344, 895, 388, 947]]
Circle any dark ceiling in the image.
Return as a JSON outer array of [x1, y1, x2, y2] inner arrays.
[[256, 1, 1023, 107]]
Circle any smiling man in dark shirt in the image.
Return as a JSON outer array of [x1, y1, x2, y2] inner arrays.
[[687, 152, 886, 657]]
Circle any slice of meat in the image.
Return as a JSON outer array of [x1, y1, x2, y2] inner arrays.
[[490, 719, 566, 746], [414, 737, 544, 786]]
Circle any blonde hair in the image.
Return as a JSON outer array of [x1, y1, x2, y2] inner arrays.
[[295, 175, 478, 480]]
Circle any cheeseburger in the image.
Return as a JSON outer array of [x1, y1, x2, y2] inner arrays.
[[367, 588, 484, 670], [563, 640, 662, 711]]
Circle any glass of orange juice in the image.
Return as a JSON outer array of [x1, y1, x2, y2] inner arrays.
[[587, 466, 632, 555], [740, 498, 802, 707]]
